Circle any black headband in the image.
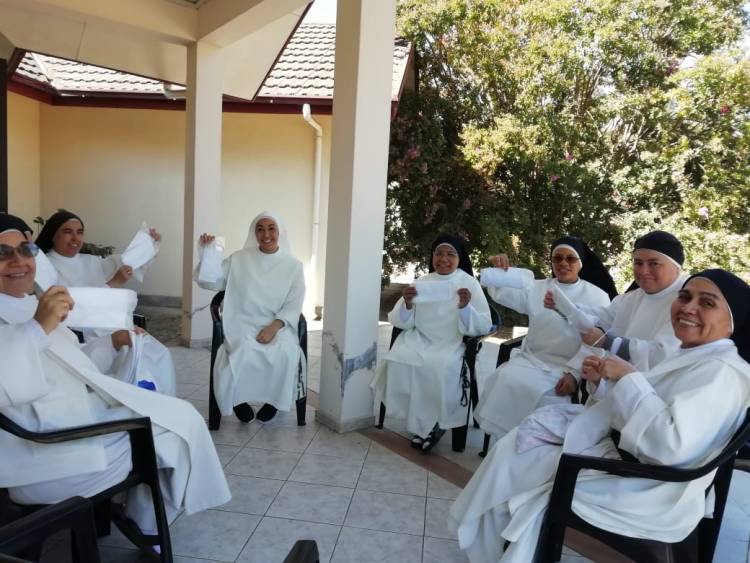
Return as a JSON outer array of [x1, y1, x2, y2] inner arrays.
[[428, 234, 474, 276], [633, 230, 684, 266], [35, 210, 83, 253], [550, 235, 618, 300], [684, 269, 750, 362]]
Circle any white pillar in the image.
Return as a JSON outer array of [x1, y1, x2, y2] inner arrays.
[[181, 42, 224, 347], [316, 0, 397, 432]]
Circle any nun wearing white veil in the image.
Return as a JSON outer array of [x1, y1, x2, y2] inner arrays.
[[195, 212, 306, 423]]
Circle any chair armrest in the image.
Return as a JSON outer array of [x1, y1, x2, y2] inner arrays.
[[557, 452, 727, 483], [0, 413, 152, 445]]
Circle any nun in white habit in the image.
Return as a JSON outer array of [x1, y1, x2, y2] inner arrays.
[[475, 236, 615, 438], [35, 210, 176, 396], [547, 230, 686, 376], [449, 268, 750, 563], [0, 215, 231, 549], [371, 234, 492, 452], [195, 211, 306, 424]]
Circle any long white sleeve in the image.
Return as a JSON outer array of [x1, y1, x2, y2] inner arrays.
[[0, 321, 52, 408]]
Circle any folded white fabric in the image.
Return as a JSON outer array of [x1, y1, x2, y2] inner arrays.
[[34, 251, 59, 292], [122, 224, 158, 270], [65, 288, 137, 330], [479, 267, 534, 289], [515, 403, 585, 453], [198, 237, 225, 284], [412, 280, 455, 303], [551, 284, 597, 331]]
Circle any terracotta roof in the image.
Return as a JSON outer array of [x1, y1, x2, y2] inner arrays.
[[257, 23, 412, 100], [13, 23, 412, 102]]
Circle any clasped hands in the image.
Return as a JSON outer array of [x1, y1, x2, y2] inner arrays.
[[581, 354, 635, 384], [401, 286, 471, 309]]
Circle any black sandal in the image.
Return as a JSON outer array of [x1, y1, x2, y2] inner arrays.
[[422, 427, 446, 453], [233, 403, 254, 423], [257, 403, 278, 423], [410, 435, 425, 449]]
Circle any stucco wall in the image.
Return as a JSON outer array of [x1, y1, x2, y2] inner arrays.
[[7, 92, 41, 223], [32, 103, 331, 308]]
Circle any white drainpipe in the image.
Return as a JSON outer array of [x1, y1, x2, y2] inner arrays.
[[302, 103, 323, 318]]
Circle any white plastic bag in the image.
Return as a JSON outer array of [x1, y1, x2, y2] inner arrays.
[[480, 267, 534, 289], [34, 251, 59, 292], [121, 222, 159, 281], [412, 280, 454, 303], [198, 237, 225, 284], [65, 287, 137, 330]]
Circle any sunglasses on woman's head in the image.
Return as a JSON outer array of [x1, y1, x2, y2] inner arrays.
[[552, 255, 579, 264], [0, 242, 40, 261]]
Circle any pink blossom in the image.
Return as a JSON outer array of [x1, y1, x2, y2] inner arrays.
[[720, 105, 731, 116], [549, 174, 561, 183], [564, 152, 574, 161], [406, 146, 421, 159]]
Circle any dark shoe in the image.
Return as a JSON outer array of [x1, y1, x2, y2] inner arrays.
[[257, 403, 278, 422], [410, 435, 425, 449], [422, 427, 446, 454], [233, 403, 254, 423]]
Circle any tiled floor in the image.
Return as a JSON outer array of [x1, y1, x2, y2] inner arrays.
[[41, 327, 750, 563]]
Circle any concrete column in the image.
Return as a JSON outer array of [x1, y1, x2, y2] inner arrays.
[[181, 42, 223, 346], [316, 0, 397, 432], [1, 58, 7, 213]]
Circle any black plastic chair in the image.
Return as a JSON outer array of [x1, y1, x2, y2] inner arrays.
[[0, 413, 173, 562], [0, 496, 101, 563], [535, 408, 750, 563], [208, 290, 308, 431], [283, 539, 319, 563]]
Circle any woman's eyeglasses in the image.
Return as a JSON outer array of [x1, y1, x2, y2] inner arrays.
[[0, 242, 40, 261], [552, 255, 579, 265]]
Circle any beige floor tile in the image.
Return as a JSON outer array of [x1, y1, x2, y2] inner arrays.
[[307, 427, 371, 459], [331, 527, 423, 563], [209, 420, 262, 447], [427, 472, 462, 500], [267, 481, 354, 525], [357, 456, 428, 496], [422, 537, 469, 563], [225, 447, 302, 480], [425, 498, 454, 540], [237, 516, 341, 563], [170, 509, 260, 562], [247, 425, 318, 453], [219, 474, 285, 515], [288, 452, 365, 488], [345, 490, 426, 536]]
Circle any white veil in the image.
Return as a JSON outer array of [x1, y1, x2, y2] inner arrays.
[[243, 211, 292, 254]]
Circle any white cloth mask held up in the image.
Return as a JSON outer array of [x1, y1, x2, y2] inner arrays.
[[412, 280, 455, 303], [480, 267, 534, 290], [565, 343, 607, 374], [198, 237, 225, 284], [34, 251, 59, 292], [551, 284, 597, 332], [121, 222, 159, 272], [65, 287, 137, 330]]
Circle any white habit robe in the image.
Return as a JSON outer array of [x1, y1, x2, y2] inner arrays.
[[371, 269, 492, 438], [579, 274, 686, 371], [476, 274, 610, 437], [45, 250, 176, 396], [0, 306, 231, 534], [195, 246, 306, 414], [448, 339, 750, 563]]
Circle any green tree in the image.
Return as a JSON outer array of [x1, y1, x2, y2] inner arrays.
[[387, 0, 750, 284]]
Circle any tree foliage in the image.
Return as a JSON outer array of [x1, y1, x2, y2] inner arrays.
[[386, 0, 750, 285]]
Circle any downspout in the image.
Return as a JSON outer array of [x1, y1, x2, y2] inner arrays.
[[302, 103, 323, 319]]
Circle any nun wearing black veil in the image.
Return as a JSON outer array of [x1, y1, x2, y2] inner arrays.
[[475, 236, 615, 438], [371, 235, 492, 451], [449, 268, 750, 562]]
